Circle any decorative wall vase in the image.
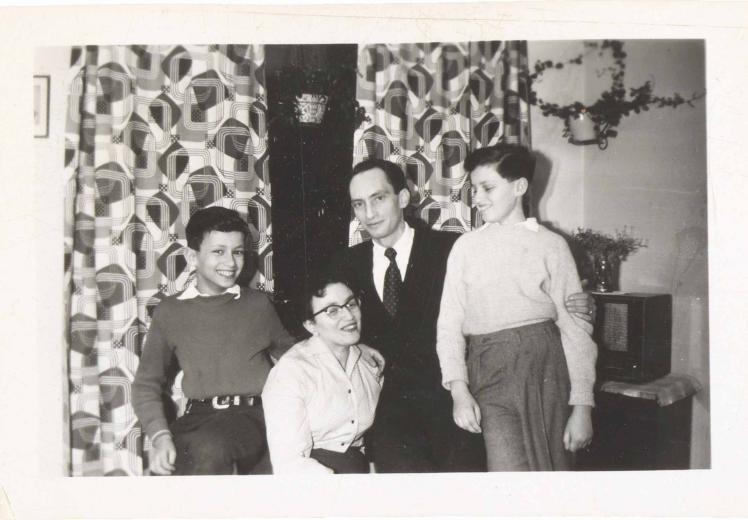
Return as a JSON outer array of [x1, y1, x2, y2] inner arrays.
[[568, 112, 598, 143], [296, 93, 328, 125], [594, 255, 619, 292]]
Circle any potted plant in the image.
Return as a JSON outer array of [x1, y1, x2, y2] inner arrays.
[[296, 68, 333, 125], [571, 227, 647, 292], [528, 40, 705, 149]]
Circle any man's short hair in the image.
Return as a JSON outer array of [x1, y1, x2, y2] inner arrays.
[[350, 158, 408, 194], [463, 144, 536, 183], [185, 206, 250, 251]]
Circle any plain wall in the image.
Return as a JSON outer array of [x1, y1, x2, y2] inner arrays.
[[527, 41, 586, 231], [33, 46, 71, 477], [528, 39, 709, 468]]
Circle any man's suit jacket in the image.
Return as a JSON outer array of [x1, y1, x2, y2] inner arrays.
[[333, 222, 459, 412]]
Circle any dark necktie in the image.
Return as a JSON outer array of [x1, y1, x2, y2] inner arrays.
[[383, 247, 402, 318]]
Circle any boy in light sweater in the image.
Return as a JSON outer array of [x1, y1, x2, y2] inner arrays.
[[436, 144, 597, 471]]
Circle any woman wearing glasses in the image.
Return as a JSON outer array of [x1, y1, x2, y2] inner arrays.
[[262, 273, 383, 473]]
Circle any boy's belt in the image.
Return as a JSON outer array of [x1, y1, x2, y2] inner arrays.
[[186, 394, 262, 411]]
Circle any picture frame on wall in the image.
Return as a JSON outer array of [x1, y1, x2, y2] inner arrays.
[[34, 75, 50, 138]]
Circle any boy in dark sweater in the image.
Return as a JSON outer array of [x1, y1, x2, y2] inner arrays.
[[132, 207, 296, 475]]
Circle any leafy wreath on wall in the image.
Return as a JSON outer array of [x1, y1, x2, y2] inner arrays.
[[527, 40, 705, 143]]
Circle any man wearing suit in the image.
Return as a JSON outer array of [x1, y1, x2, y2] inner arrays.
[[333, 159, 592, 473]]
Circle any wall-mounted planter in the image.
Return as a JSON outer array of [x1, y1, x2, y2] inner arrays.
[[296, 93, 328, 125], [568, 112, 608, 149]]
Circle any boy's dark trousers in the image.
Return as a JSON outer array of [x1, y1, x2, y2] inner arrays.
[[169, 400, 270, 475]]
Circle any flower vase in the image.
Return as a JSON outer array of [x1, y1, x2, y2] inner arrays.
[[568, 112, 598, 143], [593, 255, 619, 292]]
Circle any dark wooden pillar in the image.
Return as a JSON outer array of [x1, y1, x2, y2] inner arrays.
[[265, 44, 359, 335]]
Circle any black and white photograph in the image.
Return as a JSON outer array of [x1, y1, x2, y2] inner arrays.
[[3, 2, 747, 519]]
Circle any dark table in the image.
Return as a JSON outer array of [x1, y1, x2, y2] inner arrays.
[[575, 373, 701, 471]]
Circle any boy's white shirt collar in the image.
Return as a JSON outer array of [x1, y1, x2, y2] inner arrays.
[[177, 280, 241, 300], [479, 217, 539, 232]]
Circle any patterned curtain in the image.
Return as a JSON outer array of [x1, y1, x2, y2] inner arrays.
[[351, 41, 530, 243], [63, 45, 271, 476]]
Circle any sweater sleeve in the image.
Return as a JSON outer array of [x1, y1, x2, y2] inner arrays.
[[261, 359, 334, 474], [262, 295, 297, 360], [546, 237, 598, 406], [436, 238, 469, 388], [132, 304, 174, 440]]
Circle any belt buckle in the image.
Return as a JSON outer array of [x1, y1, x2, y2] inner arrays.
[[211, 396, 230, 409]]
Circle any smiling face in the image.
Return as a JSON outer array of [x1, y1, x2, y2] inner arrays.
[[470, 164, 527, 225], [304, 282, 362, 350], [188, 230, 245, 295], [349, 167, 410, 248]]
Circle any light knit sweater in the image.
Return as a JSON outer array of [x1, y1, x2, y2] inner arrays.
[[436, 219, 597, 406]]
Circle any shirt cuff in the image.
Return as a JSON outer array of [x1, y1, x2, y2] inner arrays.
[[568, 386, 595, 407], [440, 361, 469, 390], [149, 429, 173, 445]]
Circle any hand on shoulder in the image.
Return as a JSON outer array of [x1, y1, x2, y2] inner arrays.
[[358, 343, 385, 378]]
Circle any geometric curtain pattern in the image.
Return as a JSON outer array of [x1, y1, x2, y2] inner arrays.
[[62, 45, 269, 475], [351, 41, 531, 244]]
